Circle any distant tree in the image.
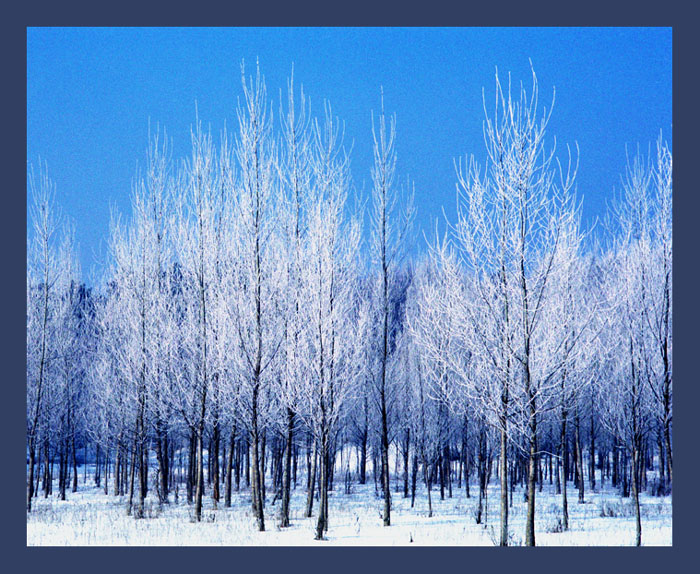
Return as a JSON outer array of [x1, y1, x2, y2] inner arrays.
[[598, 138, 672, 546], [27, 163, 62, 512], [643, 137, 673, 494], [52, 225, 84, 501]]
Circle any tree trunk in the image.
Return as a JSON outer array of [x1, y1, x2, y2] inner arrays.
[[71, 435, 78, 493], [381, 396, 391, 526], [212, 412, 220, 506], [445, 444, 452, 498], [589, 395, 596, 492], [58, 441, 66, 501], [94, 443, 100, 488], [187, 430, 195, 504], [499, 421, 509, 546], [280, 408, 294, 527], [476, 429, 486, 524], [244, 439, 250, 488], [43, 441, 51, 497], [251, 406, 265, 531], [114, 439, 121, 496], [305, 439, 317, 517], [315, 434, 328, 540], [225, 427, 235, 507], [575, 410, 584, 503], [194, 425, 204, 522], [137, 423, 146, 519], [235, 438, 241, 491], [260, 431, 267, 505], [631, 444, 642, 546], [27, 445, 36, 512], [422, 452, 433, 518], [359, 431, 367, 485], [664, 418, 672, 491], [524, 419, 537, 546], [403, 428, 410, 498], [156, 425, 169, 503], [127, 441, 137, 516], [656, 430, 665, 496], [410, 454, 418, 508], [463, 415, 470, 498], [35, 442, 42, 497], [561, 410, 569, 530]]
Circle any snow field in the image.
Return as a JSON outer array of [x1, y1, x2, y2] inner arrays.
[[27, 474, 671, 546]]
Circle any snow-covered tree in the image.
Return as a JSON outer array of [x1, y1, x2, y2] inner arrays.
[[296, 101, 361, 539], [423, 67, 581, 545], [369, 91, 415, 527], [27, 162, 63, 511], [228, 61, 281, 532], [275, 72, 312, 527]]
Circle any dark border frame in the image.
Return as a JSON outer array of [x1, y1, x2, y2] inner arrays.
[[9, 4, 696, 573]]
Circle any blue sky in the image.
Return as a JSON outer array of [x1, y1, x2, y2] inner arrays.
[[27, 27, 671, 283]]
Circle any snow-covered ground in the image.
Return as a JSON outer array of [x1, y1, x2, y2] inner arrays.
[[27, 474, 671, 546]]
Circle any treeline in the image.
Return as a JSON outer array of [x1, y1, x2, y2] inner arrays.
[[26, 64, 671, 546]]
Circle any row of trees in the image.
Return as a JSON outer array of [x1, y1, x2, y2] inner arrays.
[[27, 64, 671, 546]]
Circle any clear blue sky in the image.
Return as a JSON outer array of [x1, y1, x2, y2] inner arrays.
[[27, 27, 671, 283]]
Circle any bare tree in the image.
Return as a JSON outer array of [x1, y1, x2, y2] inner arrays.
[[643, 136, 673, 494], [229, 61, 281, 532], [276, 71, 312, 527], [424, 67, 580, 545], [298, 101, 361, 539], [369, 90, 415, 527], [27, 163, 62, 512], [598, 137, 672, 545]]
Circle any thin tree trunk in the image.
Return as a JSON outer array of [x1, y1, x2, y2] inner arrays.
[[260, 431, 267, 504], [35, 443, 42, 497], [315, 434, 328, 540], [27, 445, 36, 512], [127, 440, 137, 516], [156, 425, 169, 503], [631, 444, 642, 546], [664, 418, 672, 490], [251, 404, 265, 531], [187, 430, 195, 504], [58, 441, 66, 501], [212, 413, 220, 506], [380, 390, 391, 525], [195, 425, 204, 521], [561, 410, 569, 530], [575, 409, 584, 503], [71, 435, 78, 493], [656, 430, 665, 496], [525, 415, 537, 546], [410, 454, 418, 508], [422, 452, 433, 518], [359, 430, 367, 485], [280, 408, 294, 527], [44, 441, 51, 497], [306, 439, 317, 517], [499, 419, 508, 546], [590, 394, 596, 492], [225, 426, 235, 507], [114, 439, 122, 496], [403, 428, 410, 498], [476, 429, 486, 524]]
